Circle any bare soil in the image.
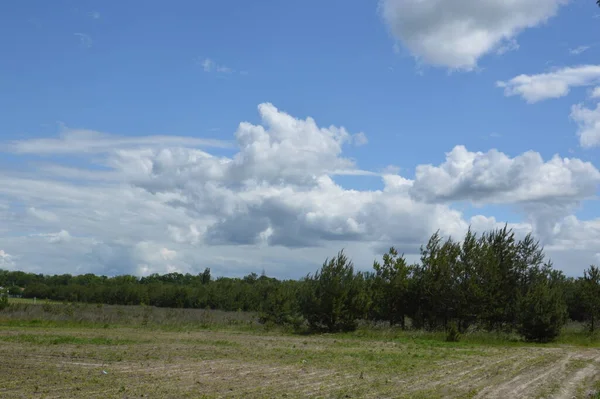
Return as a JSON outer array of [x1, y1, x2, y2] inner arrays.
[[0, 327, 598, 398]]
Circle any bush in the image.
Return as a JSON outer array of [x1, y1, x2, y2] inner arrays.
[[258, 288, 299, 330], [0, 290, 8, 311], [517, 269, 567, 343], [446, 321, 461, 342]]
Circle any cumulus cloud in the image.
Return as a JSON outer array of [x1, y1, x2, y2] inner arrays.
[[379, 0, 566, 70], [1, 103, 599, 277], [571, 102, 600, 148], [497, 65, 600, 103], [591, 87, 600, 99], [410, 145, 600, 239], [548, 216, 600, 251], [411, 145, 600, 204]]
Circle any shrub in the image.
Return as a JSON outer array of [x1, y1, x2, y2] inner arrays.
[[0, 290, 8, 311], [446, 321, 461, 342], [517, 268, 567, 343]]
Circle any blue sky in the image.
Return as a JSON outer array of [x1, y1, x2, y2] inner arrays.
[[1, 0, 600, 278]]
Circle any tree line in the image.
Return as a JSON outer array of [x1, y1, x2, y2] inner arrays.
[[1, 226, 599, 342]]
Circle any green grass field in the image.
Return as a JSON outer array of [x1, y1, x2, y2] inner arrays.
[[0, 303, 599, 398]]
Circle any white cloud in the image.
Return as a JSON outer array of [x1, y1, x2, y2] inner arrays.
[[570, 45, 590, 55], [379, 0, 566, 70], [199, 58, 234, 74], [496, 39, 520, 56], [88, 11, 100, 20], [0, 250, 15, 269], [46, 230, 72, 244], [411, 145, 600, 204], [497, 65, 600, 103], [1, 103, 599, 277], [591, 87, 600, 98], [352, 132, 369, 146], [571, 102, 600, 148], [409, 145, 600, 241], [27, 207, 59, 223], [74, 33, 92, 48], [7, 128, 232, 155]]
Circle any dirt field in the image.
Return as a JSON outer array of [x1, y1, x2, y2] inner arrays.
[[0, 323, 599, 399]]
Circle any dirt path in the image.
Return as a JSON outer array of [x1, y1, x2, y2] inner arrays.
[[475, 349, 600, 399]]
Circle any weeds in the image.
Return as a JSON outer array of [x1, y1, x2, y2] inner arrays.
[[446, 321, 461, 342], [0, 292, 8, 311]]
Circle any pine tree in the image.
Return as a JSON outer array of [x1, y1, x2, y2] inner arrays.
[[298, 250, 370, 332], [517, 265, 567, 342], [371, 247, 410, 328], [582, 265, 600, 333]]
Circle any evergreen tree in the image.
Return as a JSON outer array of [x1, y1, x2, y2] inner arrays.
[[517, 264, 567, 342], [298, 250, 370, 332], [582, 265, 600, 332], [371, 247, 410, 328]]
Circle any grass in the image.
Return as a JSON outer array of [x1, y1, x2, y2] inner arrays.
[[0, 333, 138, 346], [8, 297, 62, 305], [0, 304, 599, 398]]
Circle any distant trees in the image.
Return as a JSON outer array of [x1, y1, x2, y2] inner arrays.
[[2, 227, 599, 342]]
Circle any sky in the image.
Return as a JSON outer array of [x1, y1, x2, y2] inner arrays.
[[1, 0, 600, 279]]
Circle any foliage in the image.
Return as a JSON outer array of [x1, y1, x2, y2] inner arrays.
[[0, 288, 8, 311], [517, 265, 567, 342], [298, 250, 370, 332], [1, 227, 599, 343], [370, 247, 411, 328], [582, 265, 600, 332], [258, 281, 302, 330], [445, 321, 461, 342]]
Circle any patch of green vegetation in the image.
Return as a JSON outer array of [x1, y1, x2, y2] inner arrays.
[[566, 358, 594, 371], [8, 297, 62, 305], [534, 380, 562, 398], [0, 333, 138, 345], [556, 326, 600, 347]]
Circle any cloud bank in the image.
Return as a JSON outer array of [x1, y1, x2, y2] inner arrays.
[[1, 104, 599, 278]]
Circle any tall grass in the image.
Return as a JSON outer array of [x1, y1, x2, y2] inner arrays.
[[0, 302, 260, 331], [1, 302, 599, 347]]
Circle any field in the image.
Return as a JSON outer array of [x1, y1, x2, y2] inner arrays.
[[1, 303, 599, 398]]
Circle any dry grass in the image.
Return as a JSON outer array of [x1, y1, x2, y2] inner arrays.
[[1, 304, 599, 398]]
